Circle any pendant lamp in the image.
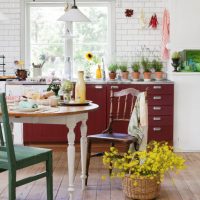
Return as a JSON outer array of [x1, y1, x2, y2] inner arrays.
[[58, 0, 90, 22]]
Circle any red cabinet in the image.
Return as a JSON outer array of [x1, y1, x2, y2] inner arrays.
[[106, 83, 174, 144], [24, 84, 107, 144], [24, 83, 174, 144]]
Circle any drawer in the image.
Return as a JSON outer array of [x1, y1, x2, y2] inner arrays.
[[148, 126, 173, 142], [148, 116, 173, 126], [148, 95, 173, 105], [148, 106, 173, 115], [146, 84, 174, 95]]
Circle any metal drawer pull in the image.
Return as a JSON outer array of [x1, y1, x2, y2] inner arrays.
[[95, 85, 103, 89], [153, 127, 161, 131], [153, 106, 161, 110], [153, 85, 162, 89], [153, 117, 161, 121], [153, 96, 162, 100], [111, 86, 119, 89]]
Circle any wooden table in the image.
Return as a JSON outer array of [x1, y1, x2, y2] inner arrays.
[[1, 103, 99, 200]]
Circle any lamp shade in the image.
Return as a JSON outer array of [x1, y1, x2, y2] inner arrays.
[[57, 8, 90, 22]]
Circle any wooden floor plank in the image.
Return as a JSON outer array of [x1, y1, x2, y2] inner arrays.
[[0, 146, 200, 200]]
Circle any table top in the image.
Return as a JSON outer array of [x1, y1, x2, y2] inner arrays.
[[6, 103, 99, 117]]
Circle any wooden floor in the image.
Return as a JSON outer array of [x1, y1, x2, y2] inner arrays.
[[0, 145, 200, 200]]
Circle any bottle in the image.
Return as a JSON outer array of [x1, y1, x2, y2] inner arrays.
[[75, 71, 86, 103], [96, 64, 102, 79]]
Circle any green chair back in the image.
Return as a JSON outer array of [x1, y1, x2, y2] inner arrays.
[[0, 93, 16, 170]]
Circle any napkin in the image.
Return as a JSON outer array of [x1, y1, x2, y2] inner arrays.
[[19, 101, 38, 109]]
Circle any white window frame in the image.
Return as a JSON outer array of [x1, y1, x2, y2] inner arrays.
[[21, 0, 116, 73]]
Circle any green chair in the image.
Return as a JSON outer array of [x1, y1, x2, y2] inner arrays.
[[0, 93, 53, 200]]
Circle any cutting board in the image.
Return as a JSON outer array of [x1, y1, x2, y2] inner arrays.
[[0, 75, 17, 79]]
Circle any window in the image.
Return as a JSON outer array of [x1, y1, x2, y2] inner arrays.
[[25, 1, 114, 78]]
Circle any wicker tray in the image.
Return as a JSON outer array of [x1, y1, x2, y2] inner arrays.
[[122, 175, 161, 200]]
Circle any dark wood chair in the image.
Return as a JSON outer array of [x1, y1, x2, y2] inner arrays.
[[86, 87, 141, 185], [0, 93, 53, 200]]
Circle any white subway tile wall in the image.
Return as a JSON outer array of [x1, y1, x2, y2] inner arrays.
[[0, 0, 20, 74], [0, 0, 165, 75]]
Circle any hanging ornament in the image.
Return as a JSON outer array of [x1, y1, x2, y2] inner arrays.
[[139, 8, 147, 29], [125, 9, 134, 17], [149, 13, 158, 29]]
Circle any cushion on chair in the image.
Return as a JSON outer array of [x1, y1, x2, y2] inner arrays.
[[88, 133, 137, 143]]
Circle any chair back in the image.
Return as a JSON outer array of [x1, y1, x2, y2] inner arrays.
[[0, 93, 16, 169], [107, 88, 140, 133]]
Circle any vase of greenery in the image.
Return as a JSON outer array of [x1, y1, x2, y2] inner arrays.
[[152, 59, 164, 80], [141, 58, 152, 81], [47, 82, 60, 96], [60, 80, 74, 103], [108, 64, 118, 80], [171, 52, 181, 72], [119, 64, 129, 80], [131, 62, 140, 81]]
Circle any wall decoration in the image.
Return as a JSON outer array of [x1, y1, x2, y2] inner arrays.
[[125, 9, 134, 17], [139, 8, 147, 29], [149, 14, 158, 29]]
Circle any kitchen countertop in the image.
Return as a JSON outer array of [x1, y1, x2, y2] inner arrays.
[[6, 79, 174, 85]]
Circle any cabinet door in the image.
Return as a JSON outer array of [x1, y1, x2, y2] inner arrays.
[[71, 84, 107, 142]]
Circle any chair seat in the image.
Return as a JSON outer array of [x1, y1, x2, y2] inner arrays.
[[88, 133, 137, 143], [0, 145, 52, 170]]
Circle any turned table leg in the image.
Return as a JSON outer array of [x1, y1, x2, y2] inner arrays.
[[80, 113, 88, 190], [66, 118, 77, 200]]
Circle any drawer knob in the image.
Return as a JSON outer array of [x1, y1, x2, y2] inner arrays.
[[95, 85, 103, 89], [153, 117, 161, 121], [153, 85, 162, 89], [153, 106, 161, 110], [111, 86, 119, 89], [153, 96, 162, 100], [153, 127, 161, 131]]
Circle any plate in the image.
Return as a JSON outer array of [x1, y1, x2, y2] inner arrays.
[[9, 106, 40, 112], [59, 100, 92, 106]]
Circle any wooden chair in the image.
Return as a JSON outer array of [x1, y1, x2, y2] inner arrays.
[[86, 87, 141, 185], [0, 93, 53, 200]]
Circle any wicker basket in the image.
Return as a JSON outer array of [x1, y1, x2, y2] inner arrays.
[[122, 175, 161, 200]]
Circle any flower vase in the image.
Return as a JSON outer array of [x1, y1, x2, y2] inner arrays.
[[63, 92, 71, 103]]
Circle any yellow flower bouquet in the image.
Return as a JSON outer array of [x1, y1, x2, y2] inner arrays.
[[103, 141, 185, 199]]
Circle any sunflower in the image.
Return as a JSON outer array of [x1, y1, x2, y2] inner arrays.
[[85, 52, 93, 61]]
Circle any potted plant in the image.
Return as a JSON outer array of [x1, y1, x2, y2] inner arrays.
[[119, 64, 129, 80], [131, 62, 140, 81], [60, 80, 74, 102], [152, 59, 164, 80], [108, 64, 118, 80], [141, 58, 152, 81], [47, 82, 60, 96], [103, 141, 185, 200], [171, 51, 181, 72]]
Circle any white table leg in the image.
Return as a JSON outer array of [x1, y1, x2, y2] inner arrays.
[[66, 118, 77, 200], [80, 113, 88, 190]]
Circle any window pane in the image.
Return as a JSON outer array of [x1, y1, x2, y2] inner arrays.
[[30, 7, 65, 77], [73, 6, 108, 77]]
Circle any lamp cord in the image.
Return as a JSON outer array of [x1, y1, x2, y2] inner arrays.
[[72, 0, 78, 9]]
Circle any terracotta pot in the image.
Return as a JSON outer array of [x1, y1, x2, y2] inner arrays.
[[109, 72, 116, 80], [155, 72, 163, 80], [143, 72, 151, 81], [121, 71, 129, 80], [131, 72, 140, 80]]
